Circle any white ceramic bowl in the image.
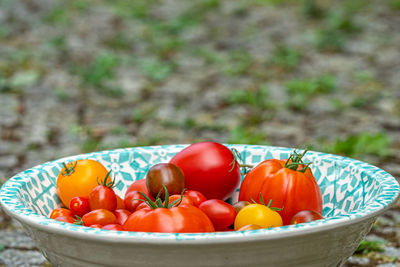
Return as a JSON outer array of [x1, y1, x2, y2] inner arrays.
[[1, 145, 399, 267]]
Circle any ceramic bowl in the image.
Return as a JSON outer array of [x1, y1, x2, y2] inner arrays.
[[1, 145, 399, 267]]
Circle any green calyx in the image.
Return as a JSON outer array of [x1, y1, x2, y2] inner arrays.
[[284, 149, 312, 173], [97, 170, 118, 188], [61, 161, 77, 176], [251, 193, 284, 212], [137, 185, 185, 210]]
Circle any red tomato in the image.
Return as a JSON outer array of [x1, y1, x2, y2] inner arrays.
[[239, 152, 323, 225], [124, 190, 147, 212], [125, 179, 154, 200], [123, 205, 215, 233], [290, 210, 323, 224], [89, 224, 103, 228], [69, 196, 90, 217], [183, 190, 207, 207], [102, 224, 124, 231], [146, 163, 185, 200], [114, 209, 131, 225], [164, 195, 194, 207], [50, 208, 72, 219], [116, 195, 125, 209], [54, 215, 76, 224], [170, 142, 241, 200], [89, 174, 117, 211], [82, 209, 117, 226], [199, 199, 237, 231], [135, 202, 150, 211]]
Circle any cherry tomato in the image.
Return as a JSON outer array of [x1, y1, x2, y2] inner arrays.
[[123, 205, 215, 233], [50, 208, 72, 219], [233, 201, 251, 213], [69, 196, 90, 217], [135, 202, 150, 211], [239, 150, 323, 225], [170, 142, 241, 200], [89, 172, 117, 212], [125, 179, 154, 200], [236, 224, 263, 231], [183, 190, 207, 207], [82, 209, 117, 226], [54, 216, 76, 224], [116, 195, 125, 209], [124, 190, 147, 212], [57, 159, 110, 207], [234, 204, 282, 230], [114, 209, 131, 225], [146, 163, 185, 200], [199, 199, 237, 231], [164, 195, 194, 207], [290, 210, 323, 224], [102, 224, 124, 231]]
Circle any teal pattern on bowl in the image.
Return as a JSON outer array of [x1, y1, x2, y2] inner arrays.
[[1, 144, 399, 241]]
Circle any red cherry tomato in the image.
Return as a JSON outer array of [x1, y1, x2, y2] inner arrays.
[[123, 205, 215, 233], [116, 195, 125, 209], [124, 190, 147, 212], [199, 199, 237, 231], [170, 142, 241, 200], [69, 196, 90, 217], [183, 190, 207, 207], [290, 210, 323, 224], [81, 209, 117, 226], [164, 195, 194, 207], [114, 209, 132, 225], [54, 215, 76, 224], [135, 202, 150, 211], [89, 174, 117, 211], [102, 224, 124, 231], [50, 208, 72, 219], [125, 179, 154, 200]]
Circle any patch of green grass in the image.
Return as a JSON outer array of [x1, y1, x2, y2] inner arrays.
[[285, 74, 337, 110], [43, 5, 70, 24], [136, 58, 173, 82], [228, 124, 269, 145], [226, 85, 274, 109], [355, 239, 385, 255], [223, 50, 253, 76], [302, 0, 325, 19], [389, 0, 400, 9], [271, 46, 302, 69]]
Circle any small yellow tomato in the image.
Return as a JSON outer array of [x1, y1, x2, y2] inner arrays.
[[234, 204, 283, 230], [236, 224, 263, 231]]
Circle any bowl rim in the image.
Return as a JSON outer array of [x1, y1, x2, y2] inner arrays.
[[1, 144, 399, 244]]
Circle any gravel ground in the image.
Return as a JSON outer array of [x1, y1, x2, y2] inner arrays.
[[0, 0, 399, 266]]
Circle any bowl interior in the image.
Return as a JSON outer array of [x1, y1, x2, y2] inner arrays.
[[15, 145, 385, 219]]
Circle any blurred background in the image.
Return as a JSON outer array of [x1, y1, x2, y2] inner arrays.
[[0, 0, 399, 266]]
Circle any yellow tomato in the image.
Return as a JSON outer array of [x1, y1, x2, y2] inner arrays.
[[234, 203, 283, 230], [57, 159, 110, 207]]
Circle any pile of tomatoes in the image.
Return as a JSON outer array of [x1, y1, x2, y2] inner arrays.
[[50, 142, 324, 233]]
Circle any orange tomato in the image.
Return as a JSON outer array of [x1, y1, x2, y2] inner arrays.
[[57, 159, 110, 207]]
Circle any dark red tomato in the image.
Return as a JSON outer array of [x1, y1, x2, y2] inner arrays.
[[50, 208, 72, 219], [89, 184, 117, 212], [183, 190, 207, 207], [81, 209, 117, 226], [116, 195, 125, 209], [170, 142, 241, 200], [199, 199, 237, 231], [125, 179, 154, 200], [164, 195, 194, 207], [290, 210, 323, 225], [89, 224, 103, 228], [114, 209, 131, 225], [54, 215, 76, 224], [69, 196, 90, 217], [123, 205, 215, 233], [124, 190, 147, 212], [146, 163, 185, 200], [102, 224, 124, 231]]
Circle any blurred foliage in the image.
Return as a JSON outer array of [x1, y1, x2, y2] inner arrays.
[[355, 240, 385, 255]]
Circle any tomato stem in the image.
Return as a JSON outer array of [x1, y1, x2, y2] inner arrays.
[[61, 161, 77, 176], [97, 170, 118, 188], [284, 149, 312, 173], [230, 148, 254, 174]]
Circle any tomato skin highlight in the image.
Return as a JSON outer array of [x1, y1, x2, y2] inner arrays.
[[123, 205, 215, 233], [50, 208, 72, 219], [290, 210, 323, 224], [89, 185, 117, 212], [69, 196, 90, 217], [82, 209, 117, 226], [124, 190, 147, 212], [125, 179, 154, 200], [57, 160, 110, 208], [239, 158, 323, 225], [170, 142, 241, 200], [183, 190, 207, 207], [199, 199, 237, 231], [113, 209, 131, 225]]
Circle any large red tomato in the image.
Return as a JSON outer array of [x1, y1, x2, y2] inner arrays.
[[238, 152, 323, 225], [123, 205, 215, 233], [170, 142, 241, 200]]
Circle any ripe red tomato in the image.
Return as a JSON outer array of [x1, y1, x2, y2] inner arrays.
[[198, 199, 237, 231], [124, 190, 147, 212], [50, 208, 72, 219], [135, 202, 150, 211], [123, 205, 215, 233], [69, 196, 90, 217], [81, 209, 117, 226], [239, 152, 323, 225], [164, 195, 194, 207], [290, 210, 323, 224], [170, 142, 241, 200], [114, 209, 131, 225], [89, 224, 103, 228], [54, 215, 76, 224], [89, 173, 117, 211], [102, 224, 124, 231], [183, 190, 207, 207], [125, 179, 154, 200], [146, 163, 185, 200], [116, 195, 125, 209]]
